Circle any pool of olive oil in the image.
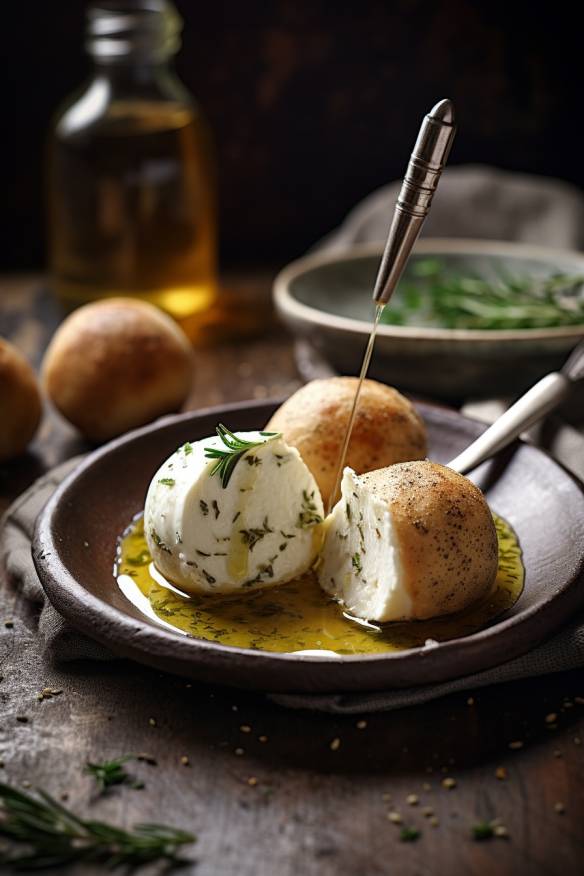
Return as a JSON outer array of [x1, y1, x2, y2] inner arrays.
[[116, 514, 524, 654]]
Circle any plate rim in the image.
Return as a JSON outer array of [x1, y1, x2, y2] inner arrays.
[[32, 399, 584, 691]]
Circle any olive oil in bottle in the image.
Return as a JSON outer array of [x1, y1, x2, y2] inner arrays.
[[47, 1, 217, 342]]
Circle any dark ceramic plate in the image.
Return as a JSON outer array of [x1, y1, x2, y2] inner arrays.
[[33, 401, 584, 694]]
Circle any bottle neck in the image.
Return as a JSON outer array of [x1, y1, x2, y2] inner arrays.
[[86, 1, 182, 72], [89, 58, 190, 107]]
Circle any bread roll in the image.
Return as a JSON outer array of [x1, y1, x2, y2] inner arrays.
[[42, 298, 193, 441], [0, 339, 42, 461], [266, 377, 427, 505], [318, 461, 499, 622]]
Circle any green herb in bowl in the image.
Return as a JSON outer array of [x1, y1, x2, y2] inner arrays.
[[380, 259, 584, 330]]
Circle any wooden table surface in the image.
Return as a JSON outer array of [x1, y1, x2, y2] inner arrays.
[[1, 276, 583, 876]]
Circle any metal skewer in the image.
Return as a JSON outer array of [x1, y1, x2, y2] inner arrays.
[[328, 99, 456, 511], [373, 98, 457, 304]]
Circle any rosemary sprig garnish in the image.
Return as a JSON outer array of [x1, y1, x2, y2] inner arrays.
[[204, 425, 280, 488], [85, 756, 143, 792], [0, 782, 195, 870]]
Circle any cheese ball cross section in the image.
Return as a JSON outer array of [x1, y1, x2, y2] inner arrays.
[[318, 461, 499, 623], [144, 431, 325, 595]]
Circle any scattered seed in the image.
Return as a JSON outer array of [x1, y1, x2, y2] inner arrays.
[[574, 737, 581, 745], [180, 756, 190, 767], [421, 806, 434, 817], [441, 777, 456, 790], [553, 750, 562, 758], [429, 816, 439, 827], [148, 717, 157, 727], [467, 697, 475, 706], [508, 740, 523, 750], [37, 688, 63, 702], [330, 738, 341, 751], [406, 794, 419, 806], [554, 802, 565, 814], [247, 777, 258, 787], [258, 735, 268, 743], [574, 696, 584, 705], [356, 720, 367, 730], [21, 780, 31, 789], [382, 792, 391, 802], [387, 811, 402, 824], [545, 713, 558, 724], [494, 825, 509, 838], [240, 725, 252, 734], [495, 767, 507, 780], [234, 748, 244, 756]]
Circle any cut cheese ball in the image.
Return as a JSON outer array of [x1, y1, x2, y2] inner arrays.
[[318, 462, 498, 623], [144, 430, 324, 595]]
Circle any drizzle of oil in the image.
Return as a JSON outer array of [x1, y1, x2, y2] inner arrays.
[[116, 513, 525, 655], [327, 302, 385, 513], [225, 461, 261, 581]]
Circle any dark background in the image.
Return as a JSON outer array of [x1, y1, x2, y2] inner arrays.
[[1, 0, 581, 271]]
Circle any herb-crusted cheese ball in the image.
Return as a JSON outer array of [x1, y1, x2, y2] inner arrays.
[[265, 377, 427, 506], [318, 461, 498, 622], [144, 429, 324, 595]]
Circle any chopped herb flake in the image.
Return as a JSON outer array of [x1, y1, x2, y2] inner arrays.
[[297, 490, 323, 529], [240, 518, 273, 551]]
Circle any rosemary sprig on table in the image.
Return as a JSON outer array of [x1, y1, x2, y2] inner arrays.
[[380, 258, 584, 330], [204, 425, 280, 488], [85, 756, 143, 792], [0, 782, 195, 870]]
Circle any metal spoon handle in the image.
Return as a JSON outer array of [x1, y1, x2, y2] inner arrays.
[[447, 372, 571, 475]]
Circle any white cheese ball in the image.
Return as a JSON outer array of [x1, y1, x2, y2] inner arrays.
[[144, 431, 324, 595], [318, 462, 498, 623]]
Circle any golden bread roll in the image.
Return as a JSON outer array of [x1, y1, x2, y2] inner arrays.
[[0, 339, 42, 461], [266, 377, 427, 505], [42, 298, 193, 441], [319, 461, 499, 621]]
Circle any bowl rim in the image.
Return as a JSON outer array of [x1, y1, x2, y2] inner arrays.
[[273, 238, 584, 343]]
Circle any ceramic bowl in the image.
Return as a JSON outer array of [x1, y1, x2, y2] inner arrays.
[[274, 239, 584, 402]]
